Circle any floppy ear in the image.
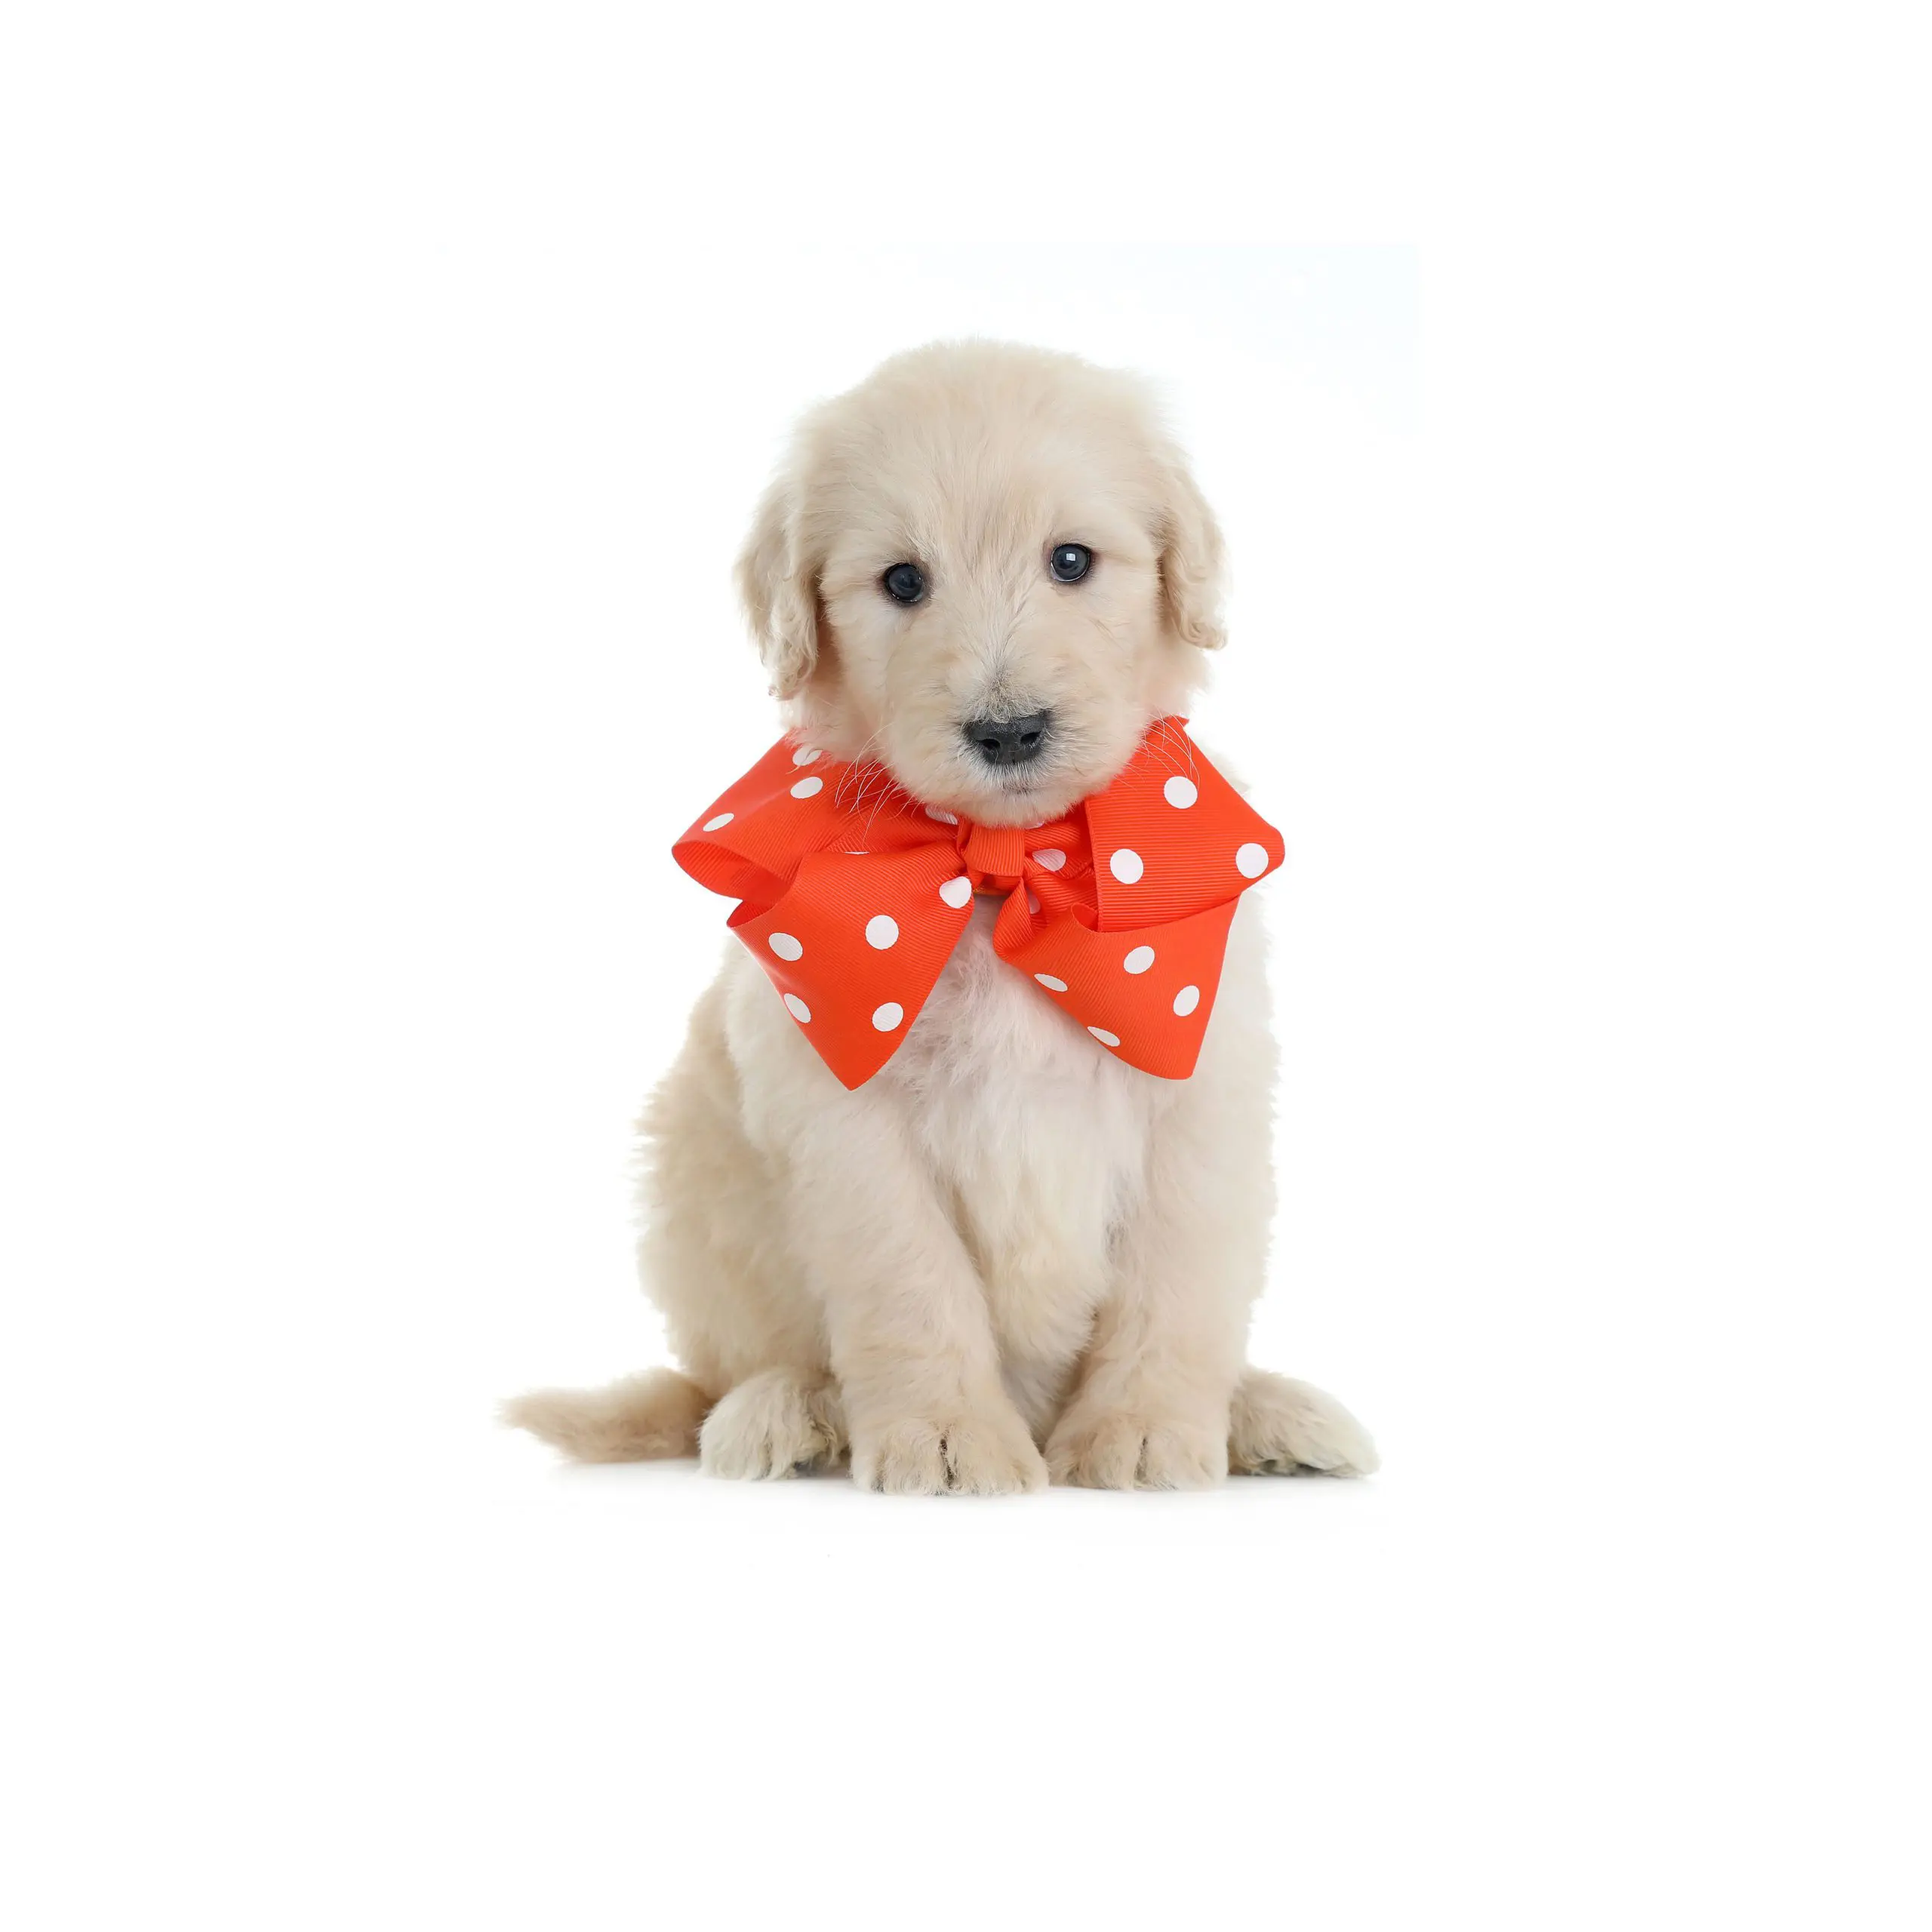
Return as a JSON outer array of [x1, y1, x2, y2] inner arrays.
[[734, 468, 823, 699], [1155, 449, 1229, 651]]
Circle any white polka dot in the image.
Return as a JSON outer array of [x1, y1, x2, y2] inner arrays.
[[1026, 891, 1040, 915], [1035, 848, 1067, 871], [925, 805, 958, 824], [791, 746, 822, 765], [783, 993, 811, 1023], [768, 932, 802, 961], [939, 875, 973, 909], [1034, 973, 1068, 992], [865, 915, 900, 949], [1235, 842, 1269, 878], [1173, 984, 1201, 1017], [1109, 848, 1144, 884], [1163, 776, 1198, 809], [702, 812, 734, 832], [1123, 946, 1155, 974], [1088, 1026, 1121, 1048], [790, 775, 823, 799], [871, 1001, 904, 1032]]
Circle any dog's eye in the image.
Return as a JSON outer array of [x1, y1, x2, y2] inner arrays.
[[1048, 543, 1093, 583], [881, 562, 927, 606]]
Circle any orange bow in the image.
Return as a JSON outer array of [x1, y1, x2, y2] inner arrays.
[[672, 716, 1283, 1089]]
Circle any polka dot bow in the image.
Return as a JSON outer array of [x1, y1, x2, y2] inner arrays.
[[673, 716, 1284, 1090]]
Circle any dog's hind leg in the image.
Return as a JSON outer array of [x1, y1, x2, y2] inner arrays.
[[501, 1367, 711, 1464], [1228, 1367, 1379, 1476], [699, 1370, 847, 1479]]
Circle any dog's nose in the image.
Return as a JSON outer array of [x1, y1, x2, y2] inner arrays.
[[962, 711, 1052, 768]]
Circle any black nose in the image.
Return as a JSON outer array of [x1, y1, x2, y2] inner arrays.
[[962, 711, 1052, 768]]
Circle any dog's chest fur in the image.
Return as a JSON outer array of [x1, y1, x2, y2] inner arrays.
[[873, 898, 1168, 1399]]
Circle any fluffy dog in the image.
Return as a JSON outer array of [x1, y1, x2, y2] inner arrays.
[[508, 340, 1376, 1493]]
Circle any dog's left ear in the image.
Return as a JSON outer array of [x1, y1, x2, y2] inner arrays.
[[1155, 448, 1228, 651]]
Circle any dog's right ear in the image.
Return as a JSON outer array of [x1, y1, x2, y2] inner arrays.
[[734, 469, 821, 700]]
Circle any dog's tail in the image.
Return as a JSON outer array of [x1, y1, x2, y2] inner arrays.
[[500, 1367, 710, 1463]]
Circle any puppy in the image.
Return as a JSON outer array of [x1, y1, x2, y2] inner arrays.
[[508, 340, 1376, 1492]]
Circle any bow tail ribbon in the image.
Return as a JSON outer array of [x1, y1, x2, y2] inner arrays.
[[732, 843, 974, 1087], [991, 893, 1239, 1077]]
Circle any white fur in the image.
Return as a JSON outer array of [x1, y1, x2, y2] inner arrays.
[[505, 341, 1377, 1492]]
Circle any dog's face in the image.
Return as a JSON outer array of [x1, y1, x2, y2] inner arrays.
[[737, 343, 1228, 825]]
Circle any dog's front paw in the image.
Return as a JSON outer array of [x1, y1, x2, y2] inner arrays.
[[1229, 1368, 1379, 1476], [1045, 1407, 1229, 1491], [851, 1407, 1048, 1497]]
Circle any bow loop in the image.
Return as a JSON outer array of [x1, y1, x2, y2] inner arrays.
[[673, 718, 1281, 1089]]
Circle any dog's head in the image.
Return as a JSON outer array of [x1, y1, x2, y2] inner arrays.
[[735, 341, 1226, 826]]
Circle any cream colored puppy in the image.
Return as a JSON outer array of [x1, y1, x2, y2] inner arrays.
[[509, 340, 1376, 1493]]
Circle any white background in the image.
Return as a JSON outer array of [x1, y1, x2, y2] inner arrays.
[[4, 6, 1928, 1929]]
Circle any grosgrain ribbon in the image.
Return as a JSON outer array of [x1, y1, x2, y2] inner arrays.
[[672, 716, 1283, 1089]]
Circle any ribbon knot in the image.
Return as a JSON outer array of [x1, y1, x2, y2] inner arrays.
[[672, 717, 1283, 1089], [961, 822, 1026, 889]]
